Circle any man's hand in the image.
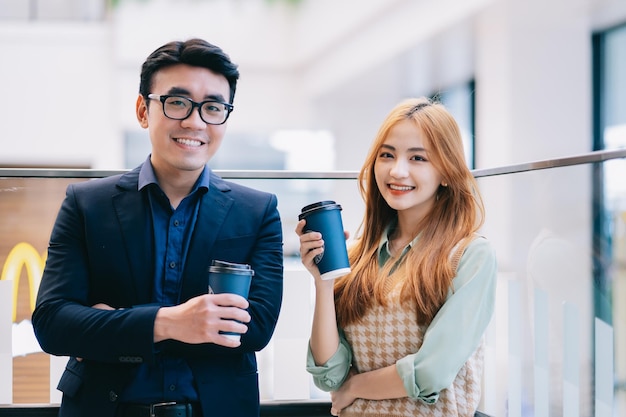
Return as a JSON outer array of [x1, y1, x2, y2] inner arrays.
[[154, 293, 251, 348], [91, 303, 115, 311]]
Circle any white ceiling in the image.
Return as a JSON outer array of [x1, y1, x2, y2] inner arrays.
[[113, 0, 495, 95]]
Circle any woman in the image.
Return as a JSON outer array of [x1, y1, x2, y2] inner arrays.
[[296, 97, 497, 417]]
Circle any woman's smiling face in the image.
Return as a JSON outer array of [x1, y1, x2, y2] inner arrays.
[[374, 118, 444, 222]]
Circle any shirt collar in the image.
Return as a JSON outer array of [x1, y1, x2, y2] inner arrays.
[[377, 221, 420, 266], [138, 156, 210, 193]]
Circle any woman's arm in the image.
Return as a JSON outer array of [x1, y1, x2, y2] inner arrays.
[[296, 219, 340, 364], [331, 363, 408, 411], [396, 237, 497, 401], [310, 277, 340, 364], [333, 238, 496, 409]]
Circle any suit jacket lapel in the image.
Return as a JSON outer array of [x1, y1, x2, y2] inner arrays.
[[112, 167, 154, 305], [180, 173, 233, 301]]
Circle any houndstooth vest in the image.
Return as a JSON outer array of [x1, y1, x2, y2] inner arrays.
[[340, 245, 484, 417]]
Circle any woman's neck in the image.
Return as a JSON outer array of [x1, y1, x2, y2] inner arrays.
[[388, 227, 415, 257]]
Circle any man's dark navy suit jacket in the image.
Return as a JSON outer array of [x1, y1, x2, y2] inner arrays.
[[32, 164, 284, 417]]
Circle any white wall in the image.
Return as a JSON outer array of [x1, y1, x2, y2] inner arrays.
[[0, 23, 118, 168], [1, 0, 623, 169]]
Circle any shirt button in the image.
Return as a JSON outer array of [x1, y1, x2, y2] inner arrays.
[[173, 220, 180, 226], [169, 261, 176, 269], [169, 384, 176, 391], [109, 391, 118, 402]]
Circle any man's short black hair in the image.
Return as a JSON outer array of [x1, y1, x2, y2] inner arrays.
[[139, 38, 240, 104]]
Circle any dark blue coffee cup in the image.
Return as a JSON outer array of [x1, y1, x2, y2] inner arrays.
[[299, 201, 351, 280], [208, 260, 254, 340]]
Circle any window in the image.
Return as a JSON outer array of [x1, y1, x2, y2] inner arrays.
[[431, 80, 476, 169], [592, 21, 626, 411]]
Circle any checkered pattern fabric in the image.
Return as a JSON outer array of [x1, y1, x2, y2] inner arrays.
[[341, 278, 484, 417]]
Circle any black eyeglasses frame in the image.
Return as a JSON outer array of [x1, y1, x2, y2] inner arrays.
[[147, 94, 234, 125]]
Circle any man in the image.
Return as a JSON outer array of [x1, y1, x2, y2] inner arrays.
[[32, 38, 284, 417]]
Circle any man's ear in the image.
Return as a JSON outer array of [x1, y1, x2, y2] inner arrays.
[[136, 94, 149, 128]]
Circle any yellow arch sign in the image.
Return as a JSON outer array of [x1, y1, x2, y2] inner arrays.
[[0, 242, 46, 322]]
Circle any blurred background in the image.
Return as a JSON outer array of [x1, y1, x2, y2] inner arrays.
[[1, 0, 625, 415]]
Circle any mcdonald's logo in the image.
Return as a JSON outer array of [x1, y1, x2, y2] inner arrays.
[[0, 242, 46, 322]]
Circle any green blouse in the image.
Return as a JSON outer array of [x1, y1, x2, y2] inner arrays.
[[305, 234, 497, 402]]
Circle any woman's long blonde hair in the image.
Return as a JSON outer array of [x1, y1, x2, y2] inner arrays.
[[334, 97, 485, 327]]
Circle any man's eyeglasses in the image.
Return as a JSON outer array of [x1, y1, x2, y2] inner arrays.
[[147, 94, 234, 125]]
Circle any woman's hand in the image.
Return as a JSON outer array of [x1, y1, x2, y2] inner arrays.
[[295, 219, 325, 279], [329, 365, 408, 415], [330, 370, 358, 415], [295, 219, 350, 283]]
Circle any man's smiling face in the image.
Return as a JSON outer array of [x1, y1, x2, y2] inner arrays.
[[136, 63, 231, 178]]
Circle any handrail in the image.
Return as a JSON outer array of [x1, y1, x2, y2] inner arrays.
[[0, 168, 358, 180], [471, 148, 626, 177], [0, 148, 625, 179]]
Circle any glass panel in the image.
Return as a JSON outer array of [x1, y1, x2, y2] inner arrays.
[[478, 163, 597, 416], [1, 158, 624, 414]]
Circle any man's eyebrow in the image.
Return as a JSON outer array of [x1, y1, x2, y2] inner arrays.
[[167, 87, 191, 96], [166, 87, 227, 102]]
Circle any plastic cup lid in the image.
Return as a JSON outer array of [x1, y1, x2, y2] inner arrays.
[[298, 200, 342, 219], [209, 260, 254, 275]]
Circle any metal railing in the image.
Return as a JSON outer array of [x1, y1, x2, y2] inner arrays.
[[2, 148, 625, 179]]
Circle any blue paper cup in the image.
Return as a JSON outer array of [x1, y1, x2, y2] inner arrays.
[[208, 260, 254, 341], [299, 201, 351, 280]]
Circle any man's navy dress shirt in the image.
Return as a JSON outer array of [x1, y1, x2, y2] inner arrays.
[[120, 158, 209, 403]]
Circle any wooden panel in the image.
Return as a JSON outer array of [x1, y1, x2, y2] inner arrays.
[[12, 354, 49, 404], [0, 178, 86, 404]]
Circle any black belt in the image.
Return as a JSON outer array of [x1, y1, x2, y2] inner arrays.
[[117, 402, 200, 417]]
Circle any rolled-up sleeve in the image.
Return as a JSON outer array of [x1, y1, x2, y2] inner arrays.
[[396, 237, 497, 402], [306, 329, 353, 391]]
